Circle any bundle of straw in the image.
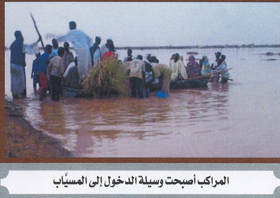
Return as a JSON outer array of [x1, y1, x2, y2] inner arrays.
[[83, 57, 130, 98]]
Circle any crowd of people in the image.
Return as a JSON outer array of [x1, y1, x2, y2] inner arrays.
[[168, 51, 230, 83], [9, 21, 230, 101], [124, 50, 230, 98], [10, 21, 118, 100]]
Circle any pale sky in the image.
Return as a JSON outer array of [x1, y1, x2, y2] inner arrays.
[[5, 2, 280, 47]]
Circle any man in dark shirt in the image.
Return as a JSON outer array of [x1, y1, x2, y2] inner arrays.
[[89, 36, 101, 66], [10, 31, 40, 98], [124, 48, 133, 62]]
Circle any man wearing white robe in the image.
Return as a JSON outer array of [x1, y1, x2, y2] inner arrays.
[[54, 21, 92, 78], [169, 53, 188, 81]]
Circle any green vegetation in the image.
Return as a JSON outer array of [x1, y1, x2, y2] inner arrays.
[[83, 57, 130, 98]]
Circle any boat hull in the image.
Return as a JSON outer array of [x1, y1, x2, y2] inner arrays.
[[170, 78, 209, 89], [150, 77, 209, 91], [62, 87, 83, 97], [62, 77, 209, 98]]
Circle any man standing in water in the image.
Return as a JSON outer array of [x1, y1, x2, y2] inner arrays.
[[100, 39, 115, 57], [62, 42, 74, 72], [49, 21, 92, 79], [102, 40, 116, 60], [64, 57, 81, 89], [47, 47, 65, 101], [38, 44, 52, 100], [89, 36, 101, 66], [151, 63, 172, 95], [49, 38, 59, 59], [215, 55, 230, 83], [124, 48, 133, 62], [211, 52, 221, 70], [10, 30, 40, 98], [31, 52, 41, 93], [128, 55, 146, 98], [210, 51, 221, 82]]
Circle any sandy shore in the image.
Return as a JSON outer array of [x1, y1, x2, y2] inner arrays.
[[5, 99, 72, 158]]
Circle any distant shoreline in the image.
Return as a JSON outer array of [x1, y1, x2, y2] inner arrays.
[[5, 44, 280, 51], [116, 44, 280, 50]]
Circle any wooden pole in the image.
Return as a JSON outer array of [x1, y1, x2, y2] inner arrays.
[[30, 13, 45, 51]]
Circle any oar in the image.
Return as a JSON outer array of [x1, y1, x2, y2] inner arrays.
[[30, 13, 45, 51], [214, 76, 234, 81], [187, 68, 233, 81], [209, 68, 233, 81], [212, 68, 233, 74], [187, 75, 211, 81]]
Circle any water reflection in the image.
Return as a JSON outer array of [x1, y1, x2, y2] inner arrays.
[[22, 96, 175, 156], [20, 85, 230, 157]]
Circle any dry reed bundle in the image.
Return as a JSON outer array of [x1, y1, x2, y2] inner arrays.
[[83, 57, 130, 98]]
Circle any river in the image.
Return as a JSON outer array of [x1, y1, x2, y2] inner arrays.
[[5, 47, 280, 157]]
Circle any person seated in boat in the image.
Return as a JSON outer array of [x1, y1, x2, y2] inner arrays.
[[210, 52, 221, 82], [63, 42, 74, 72], [169, 53, 188, 81], [64, 57, 82, 89], [127, 55, 146, 98], [213, 55, 230, 83], [151, 63, 172, 95], [186, 55, 200, 78], [47, 47, 65, 101], [200, 56, 211, 76], [124, 48, 133, 62]]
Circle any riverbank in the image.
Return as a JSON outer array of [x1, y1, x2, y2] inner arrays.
[[5, 99, 72, 158]]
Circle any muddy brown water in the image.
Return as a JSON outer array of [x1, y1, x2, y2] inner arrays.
[[5, 48, 280, 157]]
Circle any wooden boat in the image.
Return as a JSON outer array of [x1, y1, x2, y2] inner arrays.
[[149, 67, 233, 91], [169, 68, 232, 89], [62, 87, 83, 97], [149, 76, 209, 92], [170, 77, 209, 89]]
